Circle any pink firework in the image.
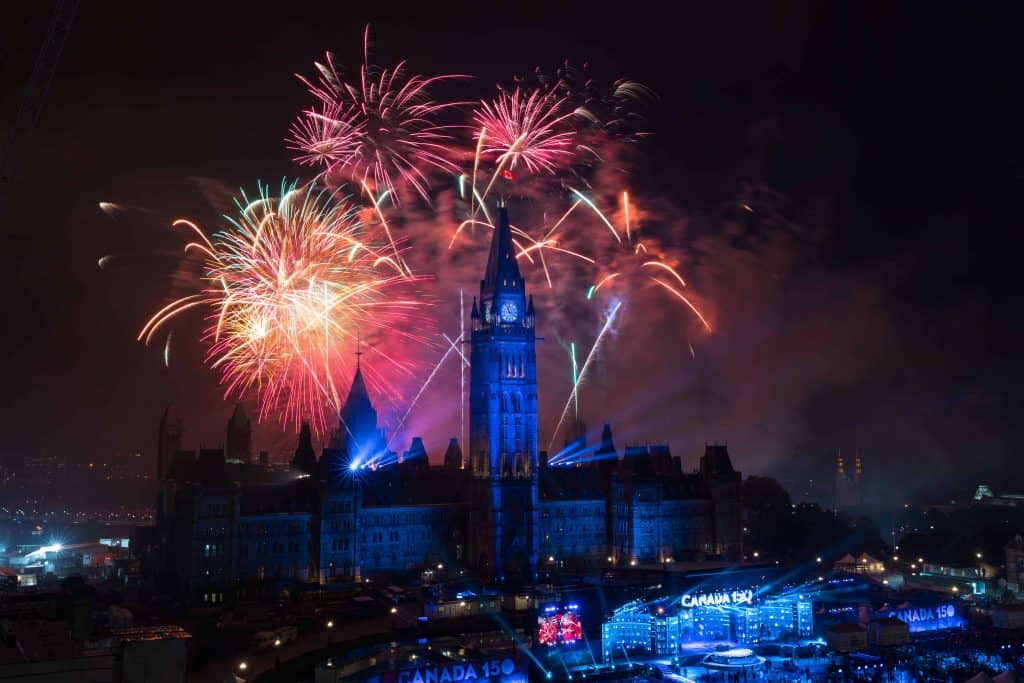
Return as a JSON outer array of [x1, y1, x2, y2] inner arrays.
[[288, 26, 464, 202], [474, 86, 579, 177]]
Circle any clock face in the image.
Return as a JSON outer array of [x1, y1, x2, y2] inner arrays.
[[500, 301, 519, 322]]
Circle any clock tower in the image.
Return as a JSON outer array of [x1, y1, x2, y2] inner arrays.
[[467, 201, 539, 583]]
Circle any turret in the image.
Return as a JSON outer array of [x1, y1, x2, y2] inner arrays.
[[226, 403, 252, 464], [597, 423, 616, 457], [700, 442, 743, 559], [337, 363, 387, 468], [292, 422, 317, 474], [443, 438, 463, 469], [403, 437, 428, 463]]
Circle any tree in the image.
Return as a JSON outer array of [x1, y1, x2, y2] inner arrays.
[[742, 476, 793, 558]]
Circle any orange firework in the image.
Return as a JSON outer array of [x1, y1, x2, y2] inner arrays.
[[138, 180, 433, 432]]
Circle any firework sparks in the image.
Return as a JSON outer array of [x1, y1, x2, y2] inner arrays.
[[111, 47, 711, 449], [622, 191, 631, 241], [288, 26, 464, 202], [548, 300, 623, 452], [138, 180, 432, 432], [473, 87, 578, 179], [387, 331, 463, 449], [570, 341, 579, 421], [651, 278, 713, 332]]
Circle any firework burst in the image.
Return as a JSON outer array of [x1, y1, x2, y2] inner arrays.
[[288, 26, 464, 203], [138, 180, 433, 432], [473, 87, 579, 178], [113, 36, 707, 451]]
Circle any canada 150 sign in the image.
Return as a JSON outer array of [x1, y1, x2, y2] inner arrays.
[[885, 603, 963, 632], [382, 656, 527, 683], [680, 590, 754, 608]]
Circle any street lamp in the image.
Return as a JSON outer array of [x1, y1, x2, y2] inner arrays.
[[326, 620, 334, 629], [238, 662, 248, 672]]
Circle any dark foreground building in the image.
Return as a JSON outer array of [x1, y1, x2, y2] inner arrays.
[[152, 205, 742, 603]]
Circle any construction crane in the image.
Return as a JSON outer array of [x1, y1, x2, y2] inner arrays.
[[0, 0, 80, 218]]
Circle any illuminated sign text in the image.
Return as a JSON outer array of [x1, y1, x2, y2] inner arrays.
[[680, 590, 753, 608], [885, 603, 964, 633], [390, 658, 522, 683]]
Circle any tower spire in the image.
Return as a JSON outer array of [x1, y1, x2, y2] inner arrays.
[[483, 204, 522, 291]]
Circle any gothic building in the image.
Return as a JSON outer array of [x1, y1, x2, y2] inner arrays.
[[152, 204, 742, 603], [467, 202, 540, 582]]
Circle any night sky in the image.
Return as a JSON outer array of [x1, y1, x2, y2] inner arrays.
[[1, 3, 1019, 505]]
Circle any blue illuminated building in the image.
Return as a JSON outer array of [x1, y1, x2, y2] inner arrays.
[[601, 588, 812, 663], [538, 437, 743, 569], [151, 203, 743, 603], [466, 202, 541, 582]]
